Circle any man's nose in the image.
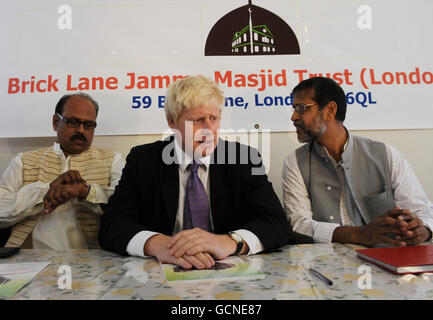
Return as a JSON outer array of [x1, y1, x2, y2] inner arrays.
[[75, 123, 85, 133], [291, 110, 300, 122]]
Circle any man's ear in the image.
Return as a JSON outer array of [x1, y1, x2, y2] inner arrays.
[[53, 114, 59, 131], [167, 117, 175, 129], [325, 101, 338, 121]]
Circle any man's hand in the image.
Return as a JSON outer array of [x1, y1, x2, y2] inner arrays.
[[395, 213, 432, 245], [50, 170, 86, 188], [43, 183, 88, 214], [144, 234, 215, 270], [167, 228, 239, 260], [333, 206, 413, 246]]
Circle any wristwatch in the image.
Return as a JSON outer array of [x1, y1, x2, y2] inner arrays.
[[229, 232, 244, 256]]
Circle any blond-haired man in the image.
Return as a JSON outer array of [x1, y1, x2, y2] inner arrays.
[[100, 75, 294, 269]]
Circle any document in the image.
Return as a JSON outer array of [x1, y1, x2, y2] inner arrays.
[[160, 256, 265, 283], [0, 262, 51, 298]]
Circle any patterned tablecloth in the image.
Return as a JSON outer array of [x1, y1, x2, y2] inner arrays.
[[2, 243, 433, 300]]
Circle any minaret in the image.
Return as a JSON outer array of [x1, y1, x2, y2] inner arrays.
[[248, 0, 254, 53]]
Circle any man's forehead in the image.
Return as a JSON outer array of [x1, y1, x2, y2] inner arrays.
[[184, 104, 221, 117], [293, 88, 316, 102], [63, 96, 96, 118]]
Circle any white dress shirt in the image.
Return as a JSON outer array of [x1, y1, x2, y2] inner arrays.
[[0, 143, 124, 249], [126, 138, 264, 257], [282, 142, 433, 243]]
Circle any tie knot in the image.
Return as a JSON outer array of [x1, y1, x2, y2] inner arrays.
[[189, 161, 200, 174]]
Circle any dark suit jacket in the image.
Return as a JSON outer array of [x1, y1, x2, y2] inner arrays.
[[99, 137, 296, 256]]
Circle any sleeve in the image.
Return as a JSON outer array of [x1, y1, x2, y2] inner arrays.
[[73, 152, 125, 214], [0, 154, 50, 227], [386, 144, 433, 239], [232, 229, 264, 255], [99, 147, 154, 256], [237, 146, 292, 251], [282, 152, 340, 243], [126, 231, 161, 258]]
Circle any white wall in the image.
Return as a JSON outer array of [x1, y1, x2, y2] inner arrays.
[[1, 129, 432, 202]]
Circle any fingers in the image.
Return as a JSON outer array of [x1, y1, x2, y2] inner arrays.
[[384, 206, 411, 219], [182, 253, 215, 270], [51, 170, 86, 187], [43, 185, 77, 214], [397, 218, 430, 245], [377, 235, 406, 247], [168, 228, 212, 258]]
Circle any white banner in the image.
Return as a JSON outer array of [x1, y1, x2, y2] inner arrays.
[[1, 0, 432, 137]]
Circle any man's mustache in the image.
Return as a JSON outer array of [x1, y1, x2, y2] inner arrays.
[[71, 134, 87, 142], [294, 120, 305, 129]]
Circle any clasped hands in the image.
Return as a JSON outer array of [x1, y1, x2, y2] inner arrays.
[[353, 206, 432, 246], [144, 228, 238, 270], [43, 170, 89, 214]]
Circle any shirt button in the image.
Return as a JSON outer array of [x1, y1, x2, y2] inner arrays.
[[330, 216, 334, 220], [327, 186, 332, 191]]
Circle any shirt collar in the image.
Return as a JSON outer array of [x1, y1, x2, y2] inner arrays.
[[53, 142, 67, 160], [313, 127, 351, 164], [173, 138, 211, 173]]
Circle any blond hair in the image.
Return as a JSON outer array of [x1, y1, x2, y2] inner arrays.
[[165, 75, 225, 123]]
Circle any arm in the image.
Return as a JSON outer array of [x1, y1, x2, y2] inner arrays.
[[72, 152, 125, 214], [0, 154, 49, 227], [99, 147, 151, 255], [282, 152, 340, 243], [386, 144, 433, 243]]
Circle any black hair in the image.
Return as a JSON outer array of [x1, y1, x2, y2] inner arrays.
[[55, 92, 99, 117], [292, 77, 346, 122]]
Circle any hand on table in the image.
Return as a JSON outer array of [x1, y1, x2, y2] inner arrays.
[[353, 206, 412, 246], [144, 234, 216, 270], [395, 213, 432, 245], [167, 227, 238, 260]]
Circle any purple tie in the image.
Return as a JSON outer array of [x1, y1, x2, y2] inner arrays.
[[183, 161, 210, 231]]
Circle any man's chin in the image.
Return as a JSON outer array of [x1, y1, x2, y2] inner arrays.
[[297, 133, 312, 143]]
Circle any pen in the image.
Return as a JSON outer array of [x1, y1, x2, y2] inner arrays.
[[308, 268, 333, 286]]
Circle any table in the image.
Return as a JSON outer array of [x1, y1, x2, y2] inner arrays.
[[2, 243, 433, 300]]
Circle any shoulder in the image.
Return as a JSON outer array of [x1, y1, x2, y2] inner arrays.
[[212, 139, 261, 164], [288, 143, 311, 166], [283, 149, 299, 169], [125, 139, 171, 166], [351, 134, 386, 150], [22, 146, 52, 157], [129, 139, 169, 155], [21, 146, 53, 164]]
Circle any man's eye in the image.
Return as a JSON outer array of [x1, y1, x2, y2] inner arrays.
[[68, 119, 80, 125]]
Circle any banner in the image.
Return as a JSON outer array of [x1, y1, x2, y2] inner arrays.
[[1, 0, 432, 137]]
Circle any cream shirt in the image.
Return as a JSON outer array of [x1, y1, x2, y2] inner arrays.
[[0, 143, 124, 249]]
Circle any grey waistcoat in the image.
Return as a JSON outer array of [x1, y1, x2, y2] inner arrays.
[[295, 133, 395, 225]]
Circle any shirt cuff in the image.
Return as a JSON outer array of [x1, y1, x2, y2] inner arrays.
[[233, 229, 264, 255], [312, 221, 340, 243], [84, 184, 96, 203], [126, 231, 161, 258]]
